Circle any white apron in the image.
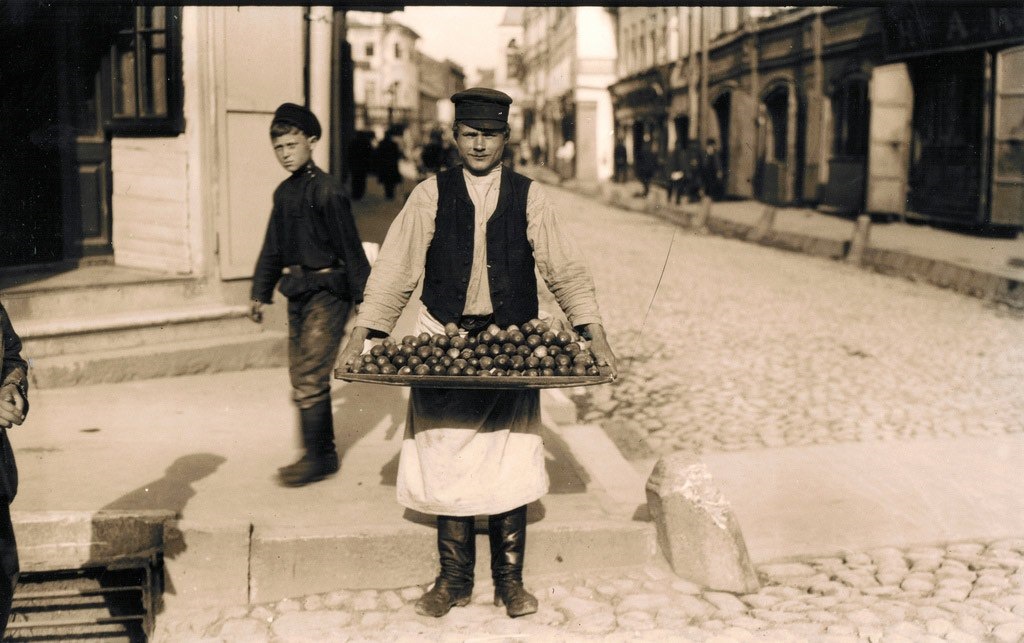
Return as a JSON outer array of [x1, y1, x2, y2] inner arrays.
[[395, 309, 549, 516]]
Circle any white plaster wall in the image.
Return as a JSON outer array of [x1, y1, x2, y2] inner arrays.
[[111, 136, 192, 273]]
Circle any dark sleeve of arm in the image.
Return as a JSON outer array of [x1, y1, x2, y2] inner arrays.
[[250, 203, 283, 304], [325, 186, 371, 304], [1, 305, 29, 402]]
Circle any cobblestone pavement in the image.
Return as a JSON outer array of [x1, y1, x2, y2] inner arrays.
[[545, 188, 1024, 459], [156, 539, 1024, 642], [155, 186, 1024, 641]]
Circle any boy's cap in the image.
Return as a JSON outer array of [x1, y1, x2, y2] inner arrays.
[[272, 102, 321, 138], [451, 87, 512, 130]]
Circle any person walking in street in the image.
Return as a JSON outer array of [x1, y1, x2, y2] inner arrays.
[[419, 129, 446, 177], [555, 138, 575, 182], [249, 103, 371, 487], [666, 140, 688, 205], [345, 131, 375, 201], [375, 127, 404, 200], [701, 138, 725, 200], [337, 87, 617, 620], [0, 302, 29, 636], [613, 137, 628, 183], [633, 139, 657, 198]]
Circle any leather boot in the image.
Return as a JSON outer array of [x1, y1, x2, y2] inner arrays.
[[489, 505, 538, 617], [415, 515, 475, 617], [278, 400, 339, 487]]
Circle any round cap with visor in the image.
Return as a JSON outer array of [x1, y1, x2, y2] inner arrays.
[[451, 87, 512, 130]]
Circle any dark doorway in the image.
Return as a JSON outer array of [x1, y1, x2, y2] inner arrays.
[[0, 5, 127, 269], [673, 115, 690, 150], [632, 120, 646, 161], [759, 85, 790, 204], [907, 52, 985, 223]]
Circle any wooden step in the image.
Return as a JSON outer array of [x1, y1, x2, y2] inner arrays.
[[19, 305, 258, 358], [28, 332, 288, 389]]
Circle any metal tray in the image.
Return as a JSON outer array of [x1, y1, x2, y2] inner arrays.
[[335, 366, 614, 389]]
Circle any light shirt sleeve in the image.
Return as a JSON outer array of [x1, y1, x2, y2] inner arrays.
[[353, 177, 438, 334], [525, 181, 604, 328]]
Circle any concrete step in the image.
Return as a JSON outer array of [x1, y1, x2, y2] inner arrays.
[[2, 273, 218, 324], [20, 304, 259, 357], [247, 515, 658, 603], [28, 331, 288, 389]]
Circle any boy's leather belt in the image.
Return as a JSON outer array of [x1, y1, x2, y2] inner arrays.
[[282, 264, 338, 276]]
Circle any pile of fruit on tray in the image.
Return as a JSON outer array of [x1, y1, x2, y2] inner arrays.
[[347, 319, 604, 379]]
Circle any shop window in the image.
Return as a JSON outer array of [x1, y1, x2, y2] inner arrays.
[[832, 76, 868, 157], [106, 6, 183, 136]]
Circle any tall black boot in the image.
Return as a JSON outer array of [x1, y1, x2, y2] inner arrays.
[[278, 400, 339, 487], [489, 505, 538, 617], [415, 515, 475, 617]]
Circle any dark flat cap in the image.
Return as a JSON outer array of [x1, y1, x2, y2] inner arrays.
[[451, 87, 512, 130], [272, 102, 322, 139]]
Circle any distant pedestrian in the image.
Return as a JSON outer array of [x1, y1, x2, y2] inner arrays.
[[634, 141, 657, 198], [249, 103, 371, 487], [555, 139, 575, 181], [345, 131, 375, 200], [0, 302, 30, 636], [613, 138, 628, 183], [420, 129, 446, 176], [701, 138, 724, 200], [376, 129, 404, 200]]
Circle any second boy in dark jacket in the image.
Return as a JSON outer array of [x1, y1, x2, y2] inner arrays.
[[250, 103, 371, 487]]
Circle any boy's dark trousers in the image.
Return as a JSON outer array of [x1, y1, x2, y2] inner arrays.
[[279, 288, 351, 486]]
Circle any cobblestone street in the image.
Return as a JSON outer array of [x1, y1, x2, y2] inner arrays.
[[159, 539, 1024, 642], [548, 187, 1024, 459]]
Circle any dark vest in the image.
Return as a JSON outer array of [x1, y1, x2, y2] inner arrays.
[[421, 167, 538, 327]]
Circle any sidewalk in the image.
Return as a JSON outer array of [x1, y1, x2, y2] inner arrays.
[[524, 165, 1024, 309], [12, 365, 1024, 639]]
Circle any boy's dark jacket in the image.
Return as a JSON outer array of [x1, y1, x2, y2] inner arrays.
[[251, 164, 371, 304]]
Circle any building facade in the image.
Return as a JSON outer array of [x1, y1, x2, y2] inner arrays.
[[496, 7, 527, 154], [608, 5, 1024, 229], [347, 12, 420, 140], [416, 52, 466, 139], [519, 7, 618, 183]]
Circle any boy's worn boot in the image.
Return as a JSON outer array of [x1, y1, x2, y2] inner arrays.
[[278, 400, 339, 487], [415, 515, 475, 617], [489, 505, 538, 617]]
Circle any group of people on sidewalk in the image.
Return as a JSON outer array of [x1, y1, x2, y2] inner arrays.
[[616, 137, 725, 203], [343, 127, 406, 201], [248, 88, 616, 620]]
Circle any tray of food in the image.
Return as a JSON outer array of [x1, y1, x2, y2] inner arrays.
[[335, 320, 615, 389]]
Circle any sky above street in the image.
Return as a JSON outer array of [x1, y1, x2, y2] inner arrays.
[[392, 6, 508, 84]]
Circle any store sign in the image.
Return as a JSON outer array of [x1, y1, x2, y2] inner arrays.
[[882, 6, 1024, 59]]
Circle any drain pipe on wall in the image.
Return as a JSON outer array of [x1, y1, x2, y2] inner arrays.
[[308, 6, 333, 171]]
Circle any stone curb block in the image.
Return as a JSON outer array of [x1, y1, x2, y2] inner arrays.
[[646, 453, 760, 594], [162, 519, 251, 608], [248, 520, 658, 604], [249, 524, 438, 603], [13, 510, 172, 572]]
